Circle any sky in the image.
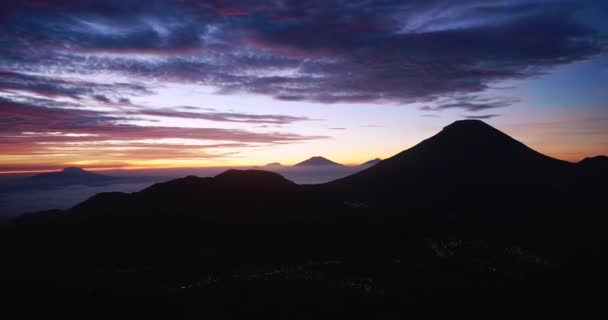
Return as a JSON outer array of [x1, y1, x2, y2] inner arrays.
[[1, 0, 607, 173]]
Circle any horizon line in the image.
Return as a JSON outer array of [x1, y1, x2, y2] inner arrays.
[[0, 162, 371, 175]]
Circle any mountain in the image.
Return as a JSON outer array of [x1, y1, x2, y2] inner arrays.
[[262, 162, 284, 168], [30, 167, 119, 186], [578, 155, 608, 170], [0, 167, 125, 193], [294, 156, 342, 167], [0, 167, 167, 195], [577, 155, 608, 181], [360, 158, 381, 167], [325, 119, 586, 217], [52, 169, 304, 223], [4, 120, 607, 311], [331, 120, 572, 187]]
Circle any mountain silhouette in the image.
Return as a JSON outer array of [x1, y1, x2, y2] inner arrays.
[[360, 158, 381, 167], [4, 120, 607, 311], [60, 169, 304, 223], [577, 155, 608, 180], [294, 156, 342, 167], [0, 167, 166, 195], [138, 169, 297, 194], [578, 155, 608, 169], [17, 167, 126, 189], [31, 167, 113, 182], [331, 120, 572, 188], [214, 169, 297, 189]]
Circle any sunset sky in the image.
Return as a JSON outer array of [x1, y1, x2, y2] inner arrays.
[[1, 0, 607, 173]]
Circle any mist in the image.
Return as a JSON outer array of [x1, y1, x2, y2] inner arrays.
[[0, 165, 367, 220]]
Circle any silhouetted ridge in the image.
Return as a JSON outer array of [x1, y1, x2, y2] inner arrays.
[[214, 169, 296, 189], [360, 158, 381, 166], [71, 191, 130, 212], [140, 175, 214, 194], [8, 119, 608, 310], [579, 155, 608, 167], [51, 170, 302, 223], [330, 120, 573, 188], [138, 170, 296, 197], [578, 155, 608, 179]]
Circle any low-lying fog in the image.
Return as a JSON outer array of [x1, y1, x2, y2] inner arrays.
[[0, 165, 367, 221]]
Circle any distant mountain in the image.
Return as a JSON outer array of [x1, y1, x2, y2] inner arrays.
[[0, 167, 162, 194], [294, 156, 342, 167], [360, 158, 381, 167], [30, 167, 119, 186], [262, 162, 284, 168]]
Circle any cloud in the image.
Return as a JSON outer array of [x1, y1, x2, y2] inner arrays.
[[0, 70, 151, 100], [0, 0, 603, 106], [464, 114, 501, 119], [0, 97, 326, 169], [422, 95, 520, 112], [1, 0, 606, 171], [0, 97, 323, 143], [131, 108, 311, 124]]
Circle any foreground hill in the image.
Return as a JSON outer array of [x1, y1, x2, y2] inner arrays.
[[2, 120, 607, 315]]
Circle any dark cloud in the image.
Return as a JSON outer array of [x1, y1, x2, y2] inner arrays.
[[0, 0, 604, 107], [0, 97, 325, 145], [464, 114, 501, 120], [0, 70, 151, 100], [93, 95, 111, 103], [0, 97, 123, 133], [133, 109, 311, 124], [422, 95, 519, 112]]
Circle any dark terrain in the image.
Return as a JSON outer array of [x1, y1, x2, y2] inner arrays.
[[1, 120, 606, 317]]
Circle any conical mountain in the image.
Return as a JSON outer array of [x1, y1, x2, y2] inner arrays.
[[294, 156, 342, 167], [331, 120, 573, 189]]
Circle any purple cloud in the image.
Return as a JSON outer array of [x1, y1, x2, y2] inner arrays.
[[0, 97, 326, 148], [132, 108, 311, 125], [464, 114, 501, 120], [0, 0, 603, 107]]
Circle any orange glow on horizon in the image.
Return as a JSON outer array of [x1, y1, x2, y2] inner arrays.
[[0, 150, 589, 175]]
